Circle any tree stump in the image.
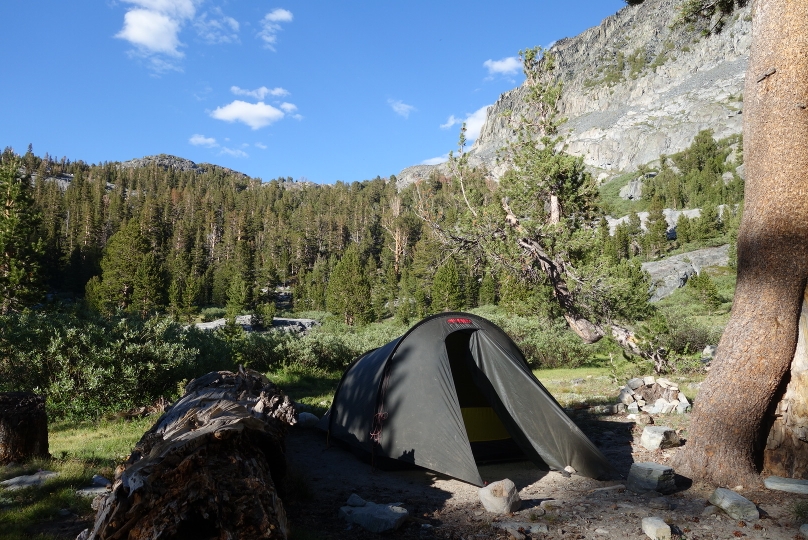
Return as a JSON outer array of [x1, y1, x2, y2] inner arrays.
[[0, 392, 49, 464], [83, 367, 297, 540], [764, 290, 808, 479]]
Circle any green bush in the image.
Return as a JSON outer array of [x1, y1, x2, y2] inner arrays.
[[200, 307, 226, 322], [0, 306, 236, 419]]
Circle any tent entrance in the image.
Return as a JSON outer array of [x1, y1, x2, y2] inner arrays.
[[445, 331, 524, 463]]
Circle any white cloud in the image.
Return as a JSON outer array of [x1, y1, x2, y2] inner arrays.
[[231, 85, 289, 99], [255, 142, 268, 149], [210, 100, 286, 129], [388, 99, 415, 119], [440, 115, 460, 130], [122, 0, 197, 19], [116, 8, 184, 56], [259, 8, 293, 50], [483, 56, 522, 77], [221, 147, 248, 158], [421, 154, 449, 165], [464, 105, 491, 141], [189, 133, 218, 147], [279, 102, 297, 113], [194, 8, 239, 44]]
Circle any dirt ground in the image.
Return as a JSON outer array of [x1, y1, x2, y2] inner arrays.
[[283, 412, 808, 540]]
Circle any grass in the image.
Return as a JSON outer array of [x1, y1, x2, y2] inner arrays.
[[599, 171, 649, 218], [267, 366, 342, 416], [0, 416, 156, 540]]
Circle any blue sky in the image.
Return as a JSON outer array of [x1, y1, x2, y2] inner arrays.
[[0, 1, 625, 183]]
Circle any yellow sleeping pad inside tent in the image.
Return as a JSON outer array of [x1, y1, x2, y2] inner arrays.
[[460, 407, 511, 442]]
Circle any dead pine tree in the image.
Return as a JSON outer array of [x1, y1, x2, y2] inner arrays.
[[82, 367, 297, 540]]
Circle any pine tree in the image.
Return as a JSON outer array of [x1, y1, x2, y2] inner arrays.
[[478, 272, 497, 306], [431, 258, 463, 312], [326, 244, 371, 325], [0, 155, 45, 314]]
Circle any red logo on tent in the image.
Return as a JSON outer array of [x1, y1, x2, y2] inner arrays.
[[447, 318, 473, 325]]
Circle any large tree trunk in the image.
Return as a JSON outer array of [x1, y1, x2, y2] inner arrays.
[[0, 392, 49, 464], [673, 0, 808, 486], [83, 368, 297, 540], [764, 288, 808, 478]]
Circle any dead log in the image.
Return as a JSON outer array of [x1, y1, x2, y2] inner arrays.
[[84, 367, 297, 540], [0, 392, 49, 464]]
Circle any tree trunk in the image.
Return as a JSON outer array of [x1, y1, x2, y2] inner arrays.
[[764, 288, 808, 478], [0, 392, 49, 464], [673, 0, 808, 486], [84, 368, 297, 540]]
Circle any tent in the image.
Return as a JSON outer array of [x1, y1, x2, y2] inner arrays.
[[318, 312, 613, 486]]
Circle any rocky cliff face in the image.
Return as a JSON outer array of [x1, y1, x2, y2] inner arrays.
[[397, 0, 751, 187]]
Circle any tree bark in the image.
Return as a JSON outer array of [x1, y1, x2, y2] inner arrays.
[[0, 392, 49, 464], [673, 0, 808, 486], [763, 288, 808, 478], [84, 368, 297, 540]]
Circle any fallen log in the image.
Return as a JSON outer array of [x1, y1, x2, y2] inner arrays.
[[82, 367, 297, 540], [0, 392, 49, 464]]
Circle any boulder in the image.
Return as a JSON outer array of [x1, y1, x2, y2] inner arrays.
[[708, 488, 759, 521], [763, 476, 808, 494], [627, 462, 677, 494], [619, 179, 644, 200], [640, 426, 680, 450], [627, 378, 645, 390], [641, 516, 671, 540], [0, 470, 58, 490], [479, 478, 521, 514]]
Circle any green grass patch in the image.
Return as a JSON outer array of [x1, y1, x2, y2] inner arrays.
[[598, 172, 648, 217], [0, 417, 156, 540], [267, 366, 342, 416]]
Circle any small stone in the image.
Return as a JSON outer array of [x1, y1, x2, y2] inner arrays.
[[627, 378, 645, 389], [297, 412, 319, 427], [347, 493, 366, 507], [763, 476, 808, 494], [503, 526, 525, 540], [677, 392, 690, 405], [644, 376, 656, 386], [636, 399, 646, 407], [708, 488, 759, 521], [800, 523, 808, 538], [627, 462, 677, 494], [656, 379, 670, 389], [539, 499, 560, 510], [701, 505, 721, 516], [595, 528, 610, 535], [640, 426, 680, 451], [627, 402, 640, 414], [0, 470, 58, 490], [642, 516, 671, 539], [479, 479, 521, 514], [676, 402, 691, 414], [661, 402, 677, 414], [648, 496, 672, 510], [92, 474, 111, 487], [340, 502, 408, 533], [618, 387, 636, 405]]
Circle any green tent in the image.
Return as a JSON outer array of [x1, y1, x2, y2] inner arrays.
[[319, 312, 613, 486]]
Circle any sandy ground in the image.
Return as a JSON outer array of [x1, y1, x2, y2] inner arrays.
[[283, 413, 808, 540]]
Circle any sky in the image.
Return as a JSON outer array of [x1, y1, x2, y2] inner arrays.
[[0, 0, 626, 184]]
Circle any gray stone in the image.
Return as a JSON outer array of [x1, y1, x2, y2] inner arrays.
[[701, 505, 721, 516], [627, 402, 640, 414], [92, 474, 111, 487], [595, 528, 610, 535], [339, 502, 409, 533], [643, 376, 656, 386], [297, 412, 319, 428], [800, 523, 808, 538], [677, 392, 690, 405], [346, 493, 366, 507], [627, 378, 645, 390], [493, 522, 548, 536], [76, 486, 109, 498], [708, 488, 759, 521], [675, 402, 691, 414], [626, 462, 676, 494], [641, 426, 680, 450], [0, 470, 58, 490], [702, 345, 717, 361], [648, 496, 672, 510], [641, 516, 671, 540], [479, 478, 521, 513], [642, 246, 730, 301], [764, 476, 808, 494], [618, 387, 636, 405], [620, 179, 644, 200]]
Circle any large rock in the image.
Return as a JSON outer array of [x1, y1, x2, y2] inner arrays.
[[626, 462, 676, 494], [640, 426, 680, 451], [641, 245, 730, 301], [708, 488, 759, 521], [763, 476, 808, 494], [478, 478, 521, 514], [397, 0, 750, 188], [0, 470, 58, 491]]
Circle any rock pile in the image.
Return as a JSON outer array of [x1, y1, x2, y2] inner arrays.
[[616, 376, 691, 415]]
